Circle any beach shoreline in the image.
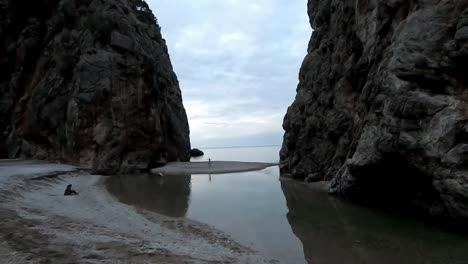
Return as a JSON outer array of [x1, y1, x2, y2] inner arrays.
[[0, 160, 272, 263], [151, 161, 277, 175]]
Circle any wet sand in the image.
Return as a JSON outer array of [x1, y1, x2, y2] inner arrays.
[[151, 161, 277, 175], [0, 160, 271, 263]]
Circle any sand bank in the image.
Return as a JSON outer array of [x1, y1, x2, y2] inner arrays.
[[151, 161, 277, 175], [0, 160, 271, 263]]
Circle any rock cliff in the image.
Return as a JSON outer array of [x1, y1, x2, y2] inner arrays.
[[0, 0, 190, 173], [281, 0, 468, 219]]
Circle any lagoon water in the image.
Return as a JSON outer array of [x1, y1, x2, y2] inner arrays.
[[107, 146, 468, 264]]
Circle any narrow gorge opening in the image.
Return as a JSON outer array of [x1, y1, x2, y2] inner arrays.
[[1, 0, 468, 263], [148, 0, 312, 149]]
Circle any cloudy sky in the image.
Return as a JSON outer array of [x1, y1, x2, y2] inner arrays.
[[146, 0, 311, 148]]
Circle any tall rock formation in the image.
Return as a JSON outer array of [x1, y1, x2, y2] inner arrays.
[[281, 0, 468, 219], [0, 0, 191, 173]]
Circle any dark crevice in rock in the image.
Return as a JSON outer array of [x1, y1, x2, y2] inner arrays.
[[344, 153, 442, 210]]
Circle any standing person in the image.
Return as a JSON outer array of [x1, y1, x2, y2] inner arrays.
[[208, 158, 212, 167]]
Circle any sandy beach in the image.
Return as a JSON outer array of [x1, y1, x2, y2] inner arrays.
[[0, 160, 272, 263], [151, 161, 277, 175]]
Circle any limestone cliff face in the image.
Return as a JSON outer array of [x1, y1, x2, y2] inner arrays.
[[281, 0, 468, 219], [0, 0, 190, 173]]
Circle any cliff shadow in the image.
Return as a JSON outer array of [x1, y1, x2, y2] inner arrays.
[[280, 180, 468, 264]]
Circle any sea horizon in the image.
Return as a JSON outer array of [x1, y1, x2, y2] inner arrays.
[[195, 144, 282, 150]]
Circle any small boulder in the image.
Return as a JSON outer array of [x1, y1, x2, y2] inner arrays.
[[190, 148, 204, 157]]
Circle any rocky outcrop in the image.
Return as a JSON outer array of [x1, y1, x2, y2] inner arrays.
[[190, 148, 204, 157], [281, 0, 468, 219], [0, 0, 190, 173]]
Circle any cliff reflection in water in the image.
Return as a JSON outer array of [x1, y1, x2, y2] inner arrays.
[[106, 174, 191, 218], [281, 180, 468, 264], [105, 167, 468, 264]]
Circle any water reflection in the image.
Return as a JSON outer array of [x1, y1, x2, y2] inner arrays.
[[106, 174, 191, 218], [106, 170, 468, 264], [281, 180, 468, 264], [107, 168, 307, 263]]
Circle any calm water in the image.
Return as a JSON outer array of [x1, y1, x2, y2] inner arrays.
[[106, 146, 468, 264]]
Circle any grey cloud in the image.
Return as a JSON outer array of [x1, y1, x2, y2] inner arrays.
[[147, 0, 311, 146]]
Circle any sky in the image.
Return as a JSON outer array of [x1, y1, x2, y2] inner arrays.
[[146, 0, 311, 148]]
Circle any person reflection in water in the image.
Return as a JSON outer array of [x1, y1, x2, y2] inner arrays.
[[64, 184, 78, 196]]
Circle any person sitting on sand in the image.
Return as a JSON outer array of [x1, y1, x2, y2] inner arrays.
[[64, 184, 78, 196]]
